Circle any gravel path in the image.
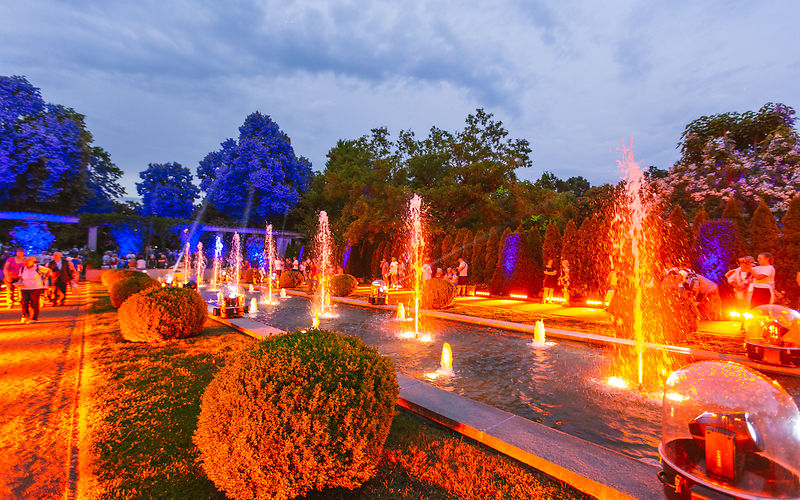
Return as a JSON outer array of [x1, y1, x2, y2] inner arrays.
[[0, 283, 90, 499]]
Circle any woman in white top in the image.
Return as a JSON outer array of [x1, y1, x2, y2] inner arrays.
[[750, 252, 775, 308], [18, 256, 52, 324]]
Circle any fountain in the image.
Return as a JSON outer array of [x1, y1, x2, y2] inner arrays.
[[280, 288, 287, 299], [312, 312, 320, 329], [608, 139, 673, 390], [262, 223, 276, 305], [405, 194, 426, 338], [249, 284, 254, 292], [195, 242, 206, 286], [249, 297, 257, 315], [425, 342, 453, 379], [211, 234, 223, 290], [397, 302, 407, 321], [231, 232, 242, 293], [314, 211, 331, 321]]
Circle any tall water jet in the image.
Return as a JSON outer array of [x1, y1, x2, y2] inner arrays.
[[262, 223, 276, 304], [397, 302, 406, 320], [195, 242, 206, 286], [406, 195, 426, 337], [211, 234, 223, 289], [231, 232, 242, 293], [249, 297, 257, 315], [315, 211, 331, 320], [609, 139, 673, 390], [182, 242, 191, 285]]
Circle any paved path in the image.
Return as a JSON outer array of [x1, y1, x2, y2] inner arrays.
[[0, 283, 90, 499]]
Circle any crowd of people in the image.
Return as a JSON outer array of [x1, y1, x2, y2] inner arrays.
[[378, 256, 471, 294], [1, 246, 84, 324]]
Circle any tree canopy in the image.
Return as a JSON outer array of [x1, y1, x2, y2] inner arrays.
[[0, 75, 124, 214], [197, 112, 313, 225], [137, 162, 199, 219]]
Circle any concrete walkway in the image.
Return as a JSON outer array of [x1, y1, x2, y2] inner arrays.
[[0, 283, 90, 499]]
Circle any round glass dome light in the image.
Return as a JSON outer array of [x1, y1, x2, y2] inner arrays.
[[744, 305, 800, 366], [660, 361, 800, 499]]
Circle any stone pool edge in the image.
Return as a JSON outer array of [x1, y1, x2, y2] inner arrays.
[[208, 309, 664, 500]]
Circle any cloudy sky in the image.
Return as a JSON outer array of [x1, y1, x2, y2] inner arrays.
[[2, 0, 799, 197]]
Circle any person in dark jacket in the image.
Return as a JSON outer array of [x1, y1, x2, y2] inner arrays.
[[48, 252, 75, 306]]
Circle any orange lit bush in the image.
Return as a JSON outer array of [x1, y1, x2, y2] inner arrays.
[[118, 287, 207, 342], [421, 278, 456, 309], [278, 269, 303, 288], [329, 273, 357, 297], [101, 268, 144, 288], [194, 329, 398, 500], [109, 274, 159, 308]]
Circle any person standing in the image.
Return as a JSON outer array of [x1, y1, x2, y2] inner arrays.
[[542, 259, 557, 303], [750, 252, 775, 308], [19, 256, 52, 323], [422, 262, 432, 281], [725, 257, 753, 310], [48, 252, 75, 306], [380, 258, 389, 284], [3, 248, 26, 308], [389, 257, 399, 288], [457, 257, 469, 295], [558, 259, 571, 305]]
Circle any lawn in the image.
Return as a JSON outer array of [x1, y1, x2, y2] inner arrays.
[[83, 288, 589, 499]]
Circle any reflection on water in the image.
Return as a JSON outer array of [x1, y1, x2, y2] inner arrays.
[[216, 293, 800, 462]]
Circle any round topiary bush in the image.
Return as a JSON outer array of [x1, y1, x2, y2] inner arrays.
[[109, 274, 159, 308], [118, 287, 207, 342], [101, 268, 143, 288], [329, 273, 358, 297], [421, 278, 457, 309], [278, 269, 303, 289], [194, 329, 399, 500]]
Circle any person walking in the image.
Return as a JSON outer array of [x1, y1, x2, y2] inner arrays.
[[19, 256, 52, 323], [3, 248, 26, 308], [48, 252, 75, 306]]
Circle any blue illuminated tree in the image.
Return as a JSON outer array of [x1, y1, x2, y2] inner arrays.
[[197, 112, 313, 225], [10, 222, 55, 254], [0, 75, 124, 213], [694, 219, 741, 283], [137, 162, 199, 219]]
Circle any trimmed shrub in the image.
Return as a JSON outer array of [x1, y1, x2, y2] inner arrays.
[[542, 222, 561, 268], [109, 274, 159, 308], [329, 273, 358, 297], [118, 287, 207, 342], [749, 199, 780, 257], [194, 329, 398, 500], [278, 270, 303, 289], [101, 268, 143, 288], [421, 278, 456, 309]]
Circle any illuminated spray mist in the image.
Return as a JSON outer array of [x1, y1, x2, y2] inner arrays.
[[182, 242, 191, 285]]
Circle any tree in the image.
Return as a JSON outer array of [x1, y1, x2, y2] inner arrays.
[[460, 229, 474, 272], [81, 146, 125, 214], [440, 233, 454, 269], [663, 205, 692, 268], [452, 229, 467, 263], [661, 103, 800, 216], [749, 199, 780, 258], [542, 221, 561, 267], [198, 112, 313, 226], [777, 195, 800, 303], [490, 227, 513, 294], [470, 230, 486, 284], [561, 219, 580, 289], [694, 220, 742, 283], [137, 162, 199, 219], [721, 197, 748, 249], [482, 228, 500, 286]]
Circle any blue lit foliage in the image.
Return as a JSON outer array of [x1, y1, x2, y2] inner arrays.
[[342, 245, 352, 271], [10, 222, 55, 254], [137, 162, 199, 219], [0, 76, 81, 204], [109, 222, 144, 256], [245, 235, 265, 267], [172, 225, 202, 254], [197, 112, 313, 224], [694, 219, 740, 283], [491, 231, 537, 296], [501, 234, 521, 277]]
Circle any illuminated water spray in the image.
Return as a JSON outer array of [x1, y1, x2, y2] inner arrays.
[[195, 242, 206, 286], [231, 232, 242, 293], [315, 211, 331, 320], [211, 234, 223, 289], [262, 223, 276, 305], [406, 194, 426, 337]]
